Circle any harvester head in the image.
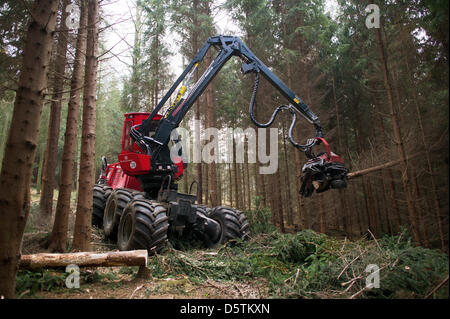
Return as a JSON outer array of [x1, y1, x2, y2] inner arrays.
[[299, 138, 349, 197]]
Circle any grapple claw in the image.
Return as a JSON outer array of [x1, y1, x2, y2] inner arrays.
[[299, 138, 349, 197]]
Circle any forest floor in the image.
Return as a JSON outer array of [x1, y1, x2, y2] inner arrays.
[[19, 189, 267, 299], [17, 188, 449, 299]]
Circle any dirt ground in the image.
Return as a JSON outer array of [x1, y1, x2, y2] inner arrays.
[[20, 189, 268, 299]]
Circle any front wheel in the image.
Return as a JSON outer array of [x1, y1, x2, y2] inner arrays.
[[117, 199, 169, 254], [92, 184, 112, 227], [103, 188, 134, 239]]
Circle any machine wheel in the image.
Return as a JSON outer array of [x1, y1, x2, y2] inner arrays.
[[103, 188, 134, 239], [195, 204, 212, 216], [237, 210, 251, 240], [206, 206, 248, 247], [117, 199, 169, 254], [92, 184, 112, 227]]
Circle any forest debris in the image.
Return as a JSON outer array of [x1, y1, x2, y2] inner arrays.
[[17, 289, 30, 299], [19, 250, 148, 269], [129, 284, 144, 299], [293, 268, 300, 286], [233, 283, 244, 297], [337, 250, 367, 280], [350, 286, 367, 299], [425, 276, 449, 299], [367, 229, 382, 251]]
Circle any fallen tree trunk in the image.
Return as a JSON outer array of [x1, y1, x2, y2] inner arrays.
[[19, 250, 148, 269]]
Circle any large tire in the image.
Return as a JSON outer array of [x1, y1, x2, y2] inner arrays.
[[103, 188, 134, 239], [92, 184, 112, 227], [195, 204, 212, 216], [207, 206, 249, 247], [237, 210, 251, 240], [117, 199, 169, 254]]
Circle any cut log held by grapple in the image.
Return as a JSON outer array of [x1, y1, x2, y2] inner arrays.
[[347, 151, 423, 179], [19, 250, 148, 269]]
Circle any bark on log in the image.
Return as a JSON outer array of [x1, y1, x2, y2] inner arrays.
[[348, 152, 422, 179], [19, 250, 148, 269]]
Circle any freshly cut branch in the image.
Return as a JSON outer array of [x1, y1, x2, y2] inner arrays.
[[19, 250, 148, 269]]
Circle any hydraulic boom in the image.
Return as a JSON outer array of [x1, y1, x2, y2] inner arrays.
[[131, 35, 348, 196]]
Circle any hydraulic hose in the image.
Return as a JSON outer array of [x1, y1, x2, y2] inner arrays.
[[248, 72, 318, 155]]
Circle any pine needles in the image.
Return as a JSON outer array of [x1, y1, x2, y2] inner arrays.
[[147, 229, 449, 299]]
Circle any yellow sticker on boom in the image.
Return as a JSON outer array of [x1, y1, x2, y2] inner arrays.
[[294, 97, 300, 104]]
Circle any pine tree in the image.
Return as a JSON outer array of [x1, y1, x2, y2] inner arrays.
[[72, 0, 99, 252], [47, 0, 88, 252], [39, 0, 71, 223], [0, 0, 59, 298]]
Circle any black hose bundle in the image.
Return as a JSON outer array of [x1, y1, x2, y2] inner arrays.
[[248, 72, 318, 155]]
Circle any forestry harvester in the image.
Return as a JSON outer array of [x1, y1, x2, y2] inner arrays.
[[92, 36, 348, 253]]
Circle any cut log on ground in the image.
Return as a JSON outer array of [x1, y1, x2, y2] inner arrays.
[[19, 250, 148, 269]]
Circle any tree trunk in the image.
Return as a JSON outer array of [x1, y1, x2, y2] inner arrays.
[[39, 0, 71, 223], [391, 67, 430, 246], [205, 53, 218, 207], [332, 75, 351, 236], [192, 0, 202, 205], [319, 193, 326, 233], [253, 99, 266, 207], [348, 152, 423, 179], [204, 161, 208, 205], [131, 3, 142, 110], [0, 0, 59, 298], [372, 91, 399, 233], [239, 164, 245, 209], [228, 163, 233, 206], [0, 112, 10, 170], [276, 166, 285, 233], [406, 60, 446, 251], [245, 154, 251, 210], [36, 144, 45, 194], [19, 250, 148, 269], [47, 1, 88, 253], [217, 164, 222, 205], [375, 26, 421, 244], [233, 133, 239, 208], [72, 0, 99, 252], [282, 123, 294, 225]]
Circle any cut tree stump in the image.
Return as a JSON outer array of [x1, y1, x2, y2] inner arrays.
[[19, 250, 148, 269]]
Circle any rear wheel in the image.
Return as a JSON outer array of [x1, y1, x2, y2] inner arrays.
[[117, 199, 169, 254], [207, 206, 249, 247], [237, 210, 250, 240], [103, 188, 134, 239], [92, 184, 112, 227]]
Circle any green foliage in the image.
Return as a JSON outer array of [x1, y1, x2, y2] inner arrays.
[[95, 76, 124, 175], [121, 0, 174, 113], [147, 230, 449, 299], [0, 1, 29, 97], [82, 270, 118, 283], [243, 198, 276, 235], [15, 268, 123, 298], [271, 229, 329, 264], [15, 270, 67, 298], [118, 266, 139, 275]]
